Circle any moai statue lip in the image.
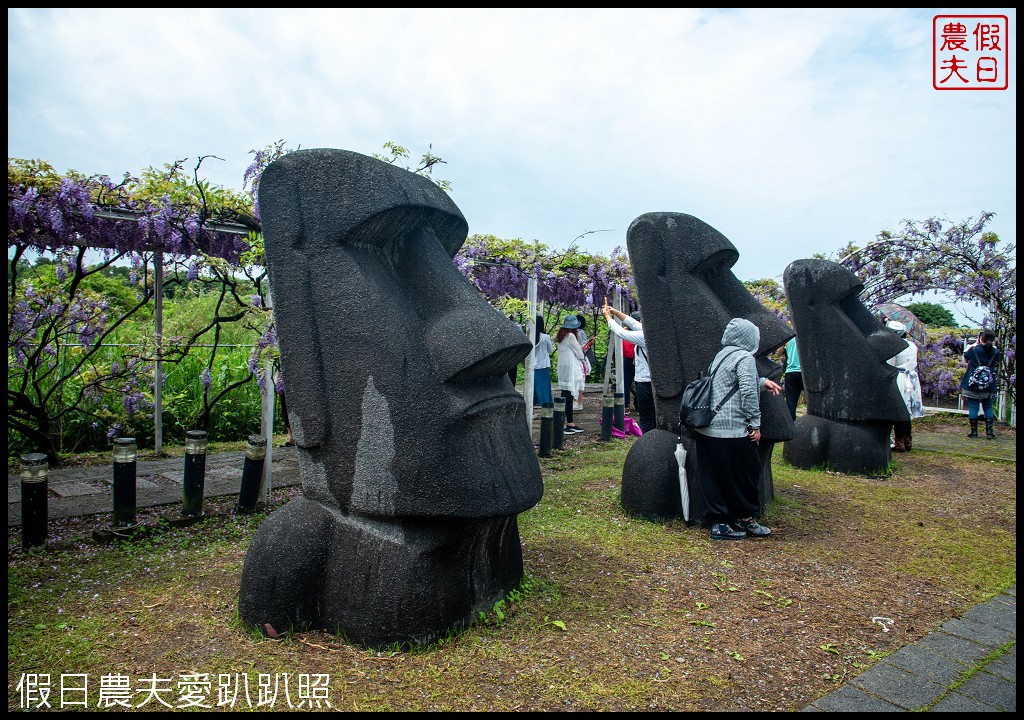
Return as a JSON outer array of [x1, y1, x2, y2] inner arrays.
[[454, 389, 526, 420], [783, 258, 909, 423]]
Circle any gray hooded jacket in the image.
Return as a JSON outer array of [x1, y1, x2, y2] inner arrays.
[[696, 317, 766, 439]]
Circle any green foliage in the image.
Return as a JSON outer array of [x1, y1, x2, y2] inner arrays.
[[161, 283, 257, 347], [8, 157, 65, 192], [906, 301, 958, 327], [744, 278, 789, 322], [372, 141, 451, 192], [156, 348, 264, 446], [129, 159, 254, 223]]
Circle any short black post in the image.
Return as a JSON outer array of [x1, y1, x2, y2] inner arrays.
[[613, 392, 625, 431], [538, 403, 554, 458], [237, 434, 267, 514], [552, 397, 566, 449], [21, 453, 49, 551], [111, 438, 138, 527], [600, 395, 615, 441], [181, 430, 208, 517]]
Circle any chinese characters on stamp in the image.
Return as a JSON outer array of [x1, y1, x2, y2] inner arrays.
[[934, 15, 1009, 90]]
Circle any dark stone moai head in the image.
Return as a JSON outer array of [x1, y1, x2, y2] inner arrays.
[[259, 148, 543, 518], [241, 148, 544, 648], [625, 212, 794, 438], [782, 258, 909, 422]]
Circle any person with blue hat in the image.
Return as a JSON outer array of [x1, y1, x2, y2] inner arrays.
[[555, 313, 587, 434]]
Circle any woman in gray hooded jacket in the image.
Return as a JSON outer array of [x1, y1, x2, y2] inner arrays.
[[695, 317, 782, 541]]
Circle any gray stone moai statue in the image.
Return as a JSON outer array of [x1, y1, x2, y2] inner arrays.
[[238, 148, 543, 648], [622, 212, 795, 523], [781, 258, 909, 475]]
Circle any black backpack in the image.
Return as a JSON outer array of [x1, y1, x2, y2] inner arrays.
[[966, 349, 997, 392], [679, 349, 741, 429]]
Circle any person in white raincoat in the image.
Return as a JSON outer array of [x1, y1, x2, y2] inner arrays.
[[886, 320, 924, 452], [556, 315, 588, 434]]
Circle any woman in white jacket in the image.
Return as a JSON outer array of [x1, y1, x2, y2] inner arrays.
[[555, 315, 587, 434], [886, 320, 924, 451], [532, 315, 555, 406]]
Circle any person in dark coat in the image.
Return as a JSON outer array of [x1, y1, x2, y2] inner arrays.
[[960, 329, 1001, 438]]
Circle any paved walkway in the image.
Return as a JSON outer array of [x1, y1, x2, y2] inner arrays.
[[8, 402, 1015, 712], [8, 447, 302, 529], [801, 585, 1016, 712]]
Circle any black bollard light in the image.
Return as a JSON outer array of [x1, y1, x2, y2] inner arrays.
[[21, 453, 49, 551], [613, 392, 625, 431], [111, 437, 138, 527], [181, 430, 208, 517], [552, 397, 566, 450], [237, 434, 267, 514], [600, 395, 615, 441], [538, 403, 554, 458]]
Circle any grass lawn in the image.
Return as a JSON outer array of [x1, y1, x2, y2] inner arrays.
[[7, 415, 1015, 711]]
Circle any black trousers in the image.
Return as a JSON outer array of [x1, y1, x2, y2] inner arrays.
[[560, 389, 576, 424], [623, 356, 636, 410], [784, 371, 804, 420], [695, 432, 762, 524], [634, 381, 656, 434], [893, 419, 912, 439]]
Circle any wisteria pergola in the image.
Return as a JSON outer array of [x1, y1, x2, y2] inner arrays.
[[15, 210, 643, 480], [9, 192, 289, 489]]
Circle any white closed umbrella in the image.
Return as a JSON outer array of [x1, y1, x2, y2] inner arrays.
[[674, 440, 690, 521]]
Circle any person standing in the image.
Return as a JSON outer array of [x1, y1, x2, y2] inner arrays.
[[506, 314, 523, 388], [556, 315, 587, 434], [602, 303, 654, 434], [576, 313, 597, 380], [780, 335, 804, 421], [886, 320, 924, 451], [622, 336, 637, 413], [960, 329, 1001, 439], [694, 318, 783, 541], [531, 315, 555, 407]]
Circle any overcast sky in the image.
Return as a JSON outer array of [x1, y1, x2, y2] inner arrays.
[[8, 8, 1016, 321]]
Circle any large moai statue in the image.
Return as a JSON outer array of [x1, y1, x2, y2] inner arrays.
[[238, 149, 544, 648], [622, 212, 795, 523], [782, 258, 909, 475]]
